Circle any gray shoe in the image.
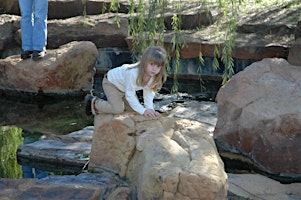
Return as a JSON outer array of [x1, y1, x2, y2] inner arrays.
[[32, 50, 46, 61]]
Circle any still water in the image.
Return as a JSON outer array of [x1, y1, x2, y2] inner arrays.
[[0, 97, 93, 179]]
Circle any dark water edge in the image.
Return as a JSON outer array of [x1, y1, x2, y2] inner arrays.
[[1, 74, 299, 185], [0, 99, 93, 179], [221, 154, 301, 184]]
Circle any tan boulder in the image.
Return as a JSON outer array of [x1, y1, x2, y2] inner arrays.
[[0, 41, 97, 95], [214, 58, 301, 177], [89, 113, 228, 200]]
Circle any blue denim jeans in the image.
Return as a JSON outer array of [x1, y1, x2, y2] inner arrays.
[[18, 0, 48, 51]]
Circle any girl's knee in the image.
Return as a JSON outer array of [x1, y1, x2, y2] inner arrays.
[[111, 106, 124, 114]]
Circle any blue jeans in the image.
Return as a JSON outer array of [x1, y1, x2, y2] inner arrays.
[[18, 0, 48, 51]]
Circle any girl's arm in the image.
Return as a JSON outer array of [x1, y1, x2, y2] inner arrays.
[[143, 88, 161, 118], [143, 88, 155, 110], [124, 71, 146, 115]]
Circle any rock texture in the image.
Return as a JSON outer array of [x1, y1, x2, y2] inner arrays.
[[89, 113, 228, 200], [1, 0, 298, 62], [228, 173, 301, 200], [6, 99, 300, 199], [0, 173, 134, 200], [45, 13, 129, 49], [214, 58, 301, 178], [0, 41, 96, 95], [0, 0, 132, 19], [17, 126, 93, 169], [288, 38, 301, 66]]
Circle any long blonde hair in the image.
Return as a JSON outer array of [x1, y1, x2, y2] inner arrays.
[[135, 46, 168, 92]]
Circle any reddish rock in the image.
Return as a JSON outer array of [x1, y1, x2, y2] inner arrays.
[[214, 58, 301, 177], [0, 41, 96, 95]]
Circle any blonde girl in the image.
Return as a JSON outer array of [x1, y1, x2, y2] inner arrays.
[[85, 46, 168, 118]]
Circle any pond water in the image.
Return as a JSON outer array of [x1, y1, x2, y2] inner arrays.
[[0, 76, 221, 179], [0, 98, 93, 179]]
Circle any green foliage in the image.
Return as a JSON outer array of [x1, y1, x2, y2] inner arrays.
[[0, 126, 23, 178], [128, 0, 167, 61], [123, 0, 244, 91], [82, 0, 297, 92], [170, 2, 185, 93]]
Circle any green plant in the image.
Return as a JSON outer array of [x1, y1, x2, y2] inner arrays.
[[170, 2, 185, 93], [125, 0, 242, 91], [82, 0, 296, 92], [0, 126, 23, 178]]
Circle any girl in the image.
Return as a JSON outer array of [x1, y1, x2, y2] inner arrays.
[[85, 46, 168, 118]]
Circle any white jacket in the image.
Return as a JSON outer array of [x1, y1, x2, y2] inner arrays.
[[107, 63, 155, 115]]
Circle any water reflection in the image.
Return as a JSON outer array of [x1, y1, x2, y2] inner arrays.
[[0, 98, 93, 135], [0, 98, 93, 178], [0, 126, 23, 178]]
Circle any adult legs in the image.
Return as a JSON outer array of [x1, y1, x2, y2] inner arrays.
[[32, 0, 48, 51], [18, 0, 34, 51]]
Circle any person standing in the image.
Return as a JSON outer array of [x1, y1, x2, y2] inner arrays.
[[18, 0, 48, 61]]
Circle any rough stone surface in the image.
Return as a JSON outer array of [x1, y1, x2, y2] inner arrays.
[[164, 10, 214, 30], [0, 41, 97, 95], [45, 13, 129, 49], [0, 0, 131, 19], [0, 172, 134, 200], [2, 100, 300, 199], [0, 14, 20, 52], [214, 58, 301, 177], [89, 112, 228, 200], [228, 173, 301, 200], [17, 126, 94, 169], [288, 38, 301, 66], [1, 1, 297, 62], [295, 20, 301, 40]]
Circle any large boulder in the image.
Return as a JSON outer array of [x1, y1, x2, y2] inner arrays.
[[214, 58, 301, 178], [0, 41, 97, 95], [89, 113, 228, 200]]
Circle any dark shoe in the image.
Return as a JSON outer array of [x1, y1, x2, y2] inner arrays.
[[32, 50, 46, 61], [84, 94, 94, 116], [21, 50, 33, 59]]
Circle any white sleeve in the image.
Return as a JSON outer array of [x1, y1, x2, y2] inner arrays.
[[124, 71, 146, 115], [143, 88, 155, 110]]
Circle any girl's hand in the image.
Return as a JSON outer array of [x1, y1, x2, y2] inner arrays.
[[143, 109, 161, 118]]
